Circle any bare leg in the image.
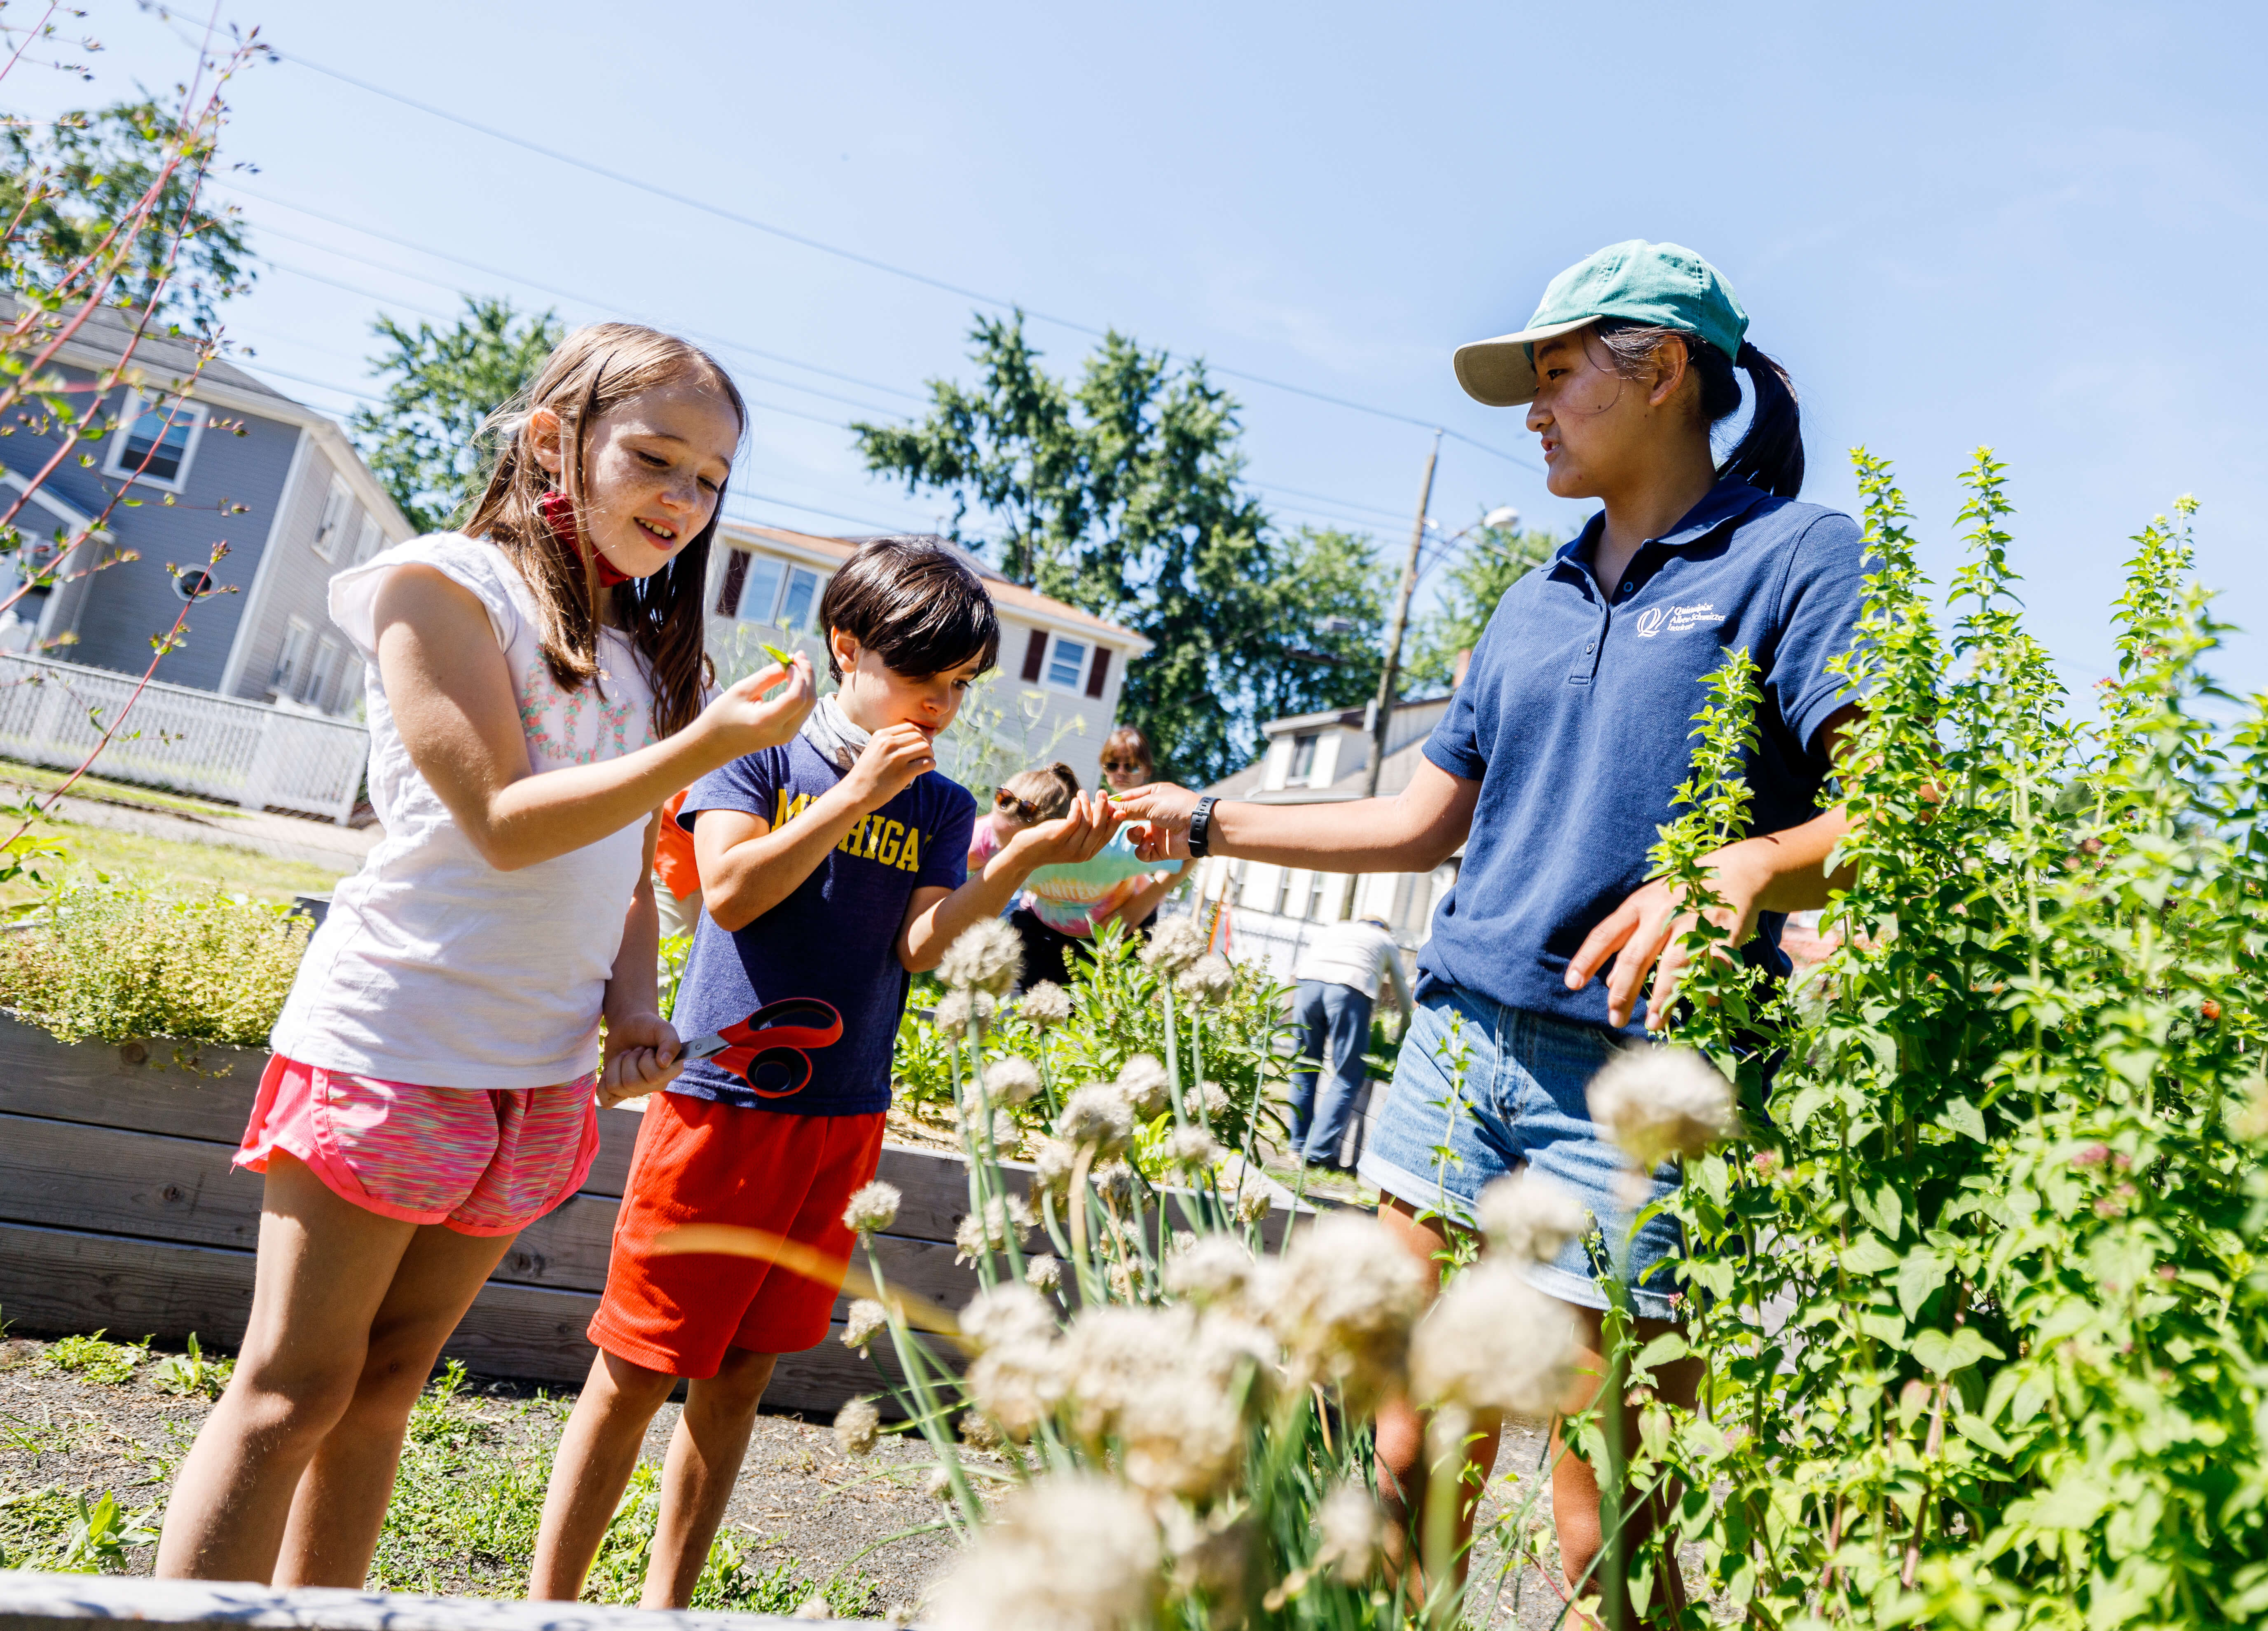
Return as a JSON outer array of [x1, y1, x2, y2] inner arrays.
[[1371, 1198, 1503, 1588], [528, 1351, 679, 1600], [642, 1347, 778, 1609], [1552, 1305, 1702, 1619], [155, 1154, 417, 1582], [271, 1223, 518, 1587]]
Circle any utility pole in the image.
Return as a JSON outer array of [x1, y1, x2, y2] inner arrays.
[[1340, 431, 1439, 919]]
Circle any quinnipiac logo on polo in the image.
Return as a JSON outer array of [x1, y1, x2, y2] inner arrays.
[[1633, 602, 1726, 638]]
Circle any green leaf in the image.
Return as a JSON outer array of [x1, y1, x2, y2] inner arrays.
[[1843, 1235, 1901, 1275], [1852, 1179, 1903, 1241], [1910, 1326, 2005, 1377], [1938, 1095, 1987, 1141], [1634, 1333, 1690, 1371], [1896, 1247, 1950, 1321]]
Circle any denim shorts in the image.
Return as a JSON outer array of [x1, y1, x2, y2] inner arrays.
[[1354, 980, 1686, 1319]]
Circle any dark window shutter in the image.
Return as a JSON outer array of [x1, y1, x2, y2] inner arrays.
[[1020, 628, 1049, 682], [716, 549, 750, 616], [1085, 645, 1111, 698]]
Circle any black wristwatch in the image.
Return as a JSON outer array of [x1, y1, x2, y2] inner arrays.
[[1187, 795, 1220, 858]]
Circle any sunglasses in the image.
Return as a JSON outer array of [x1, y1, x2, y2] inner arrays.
[[1100, 760, 1147, 775], [994, 789, 1041, 822]]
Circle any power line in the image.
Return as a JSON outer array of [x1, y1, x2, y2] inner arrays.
[[270, 48, 1542, 473]]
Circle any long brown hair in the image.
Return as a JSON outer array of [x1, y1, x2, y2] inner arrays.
[[461, 323, 745, 738]]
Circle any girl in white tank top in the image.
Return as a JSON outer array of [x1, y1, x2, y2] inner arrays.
[[157, 325, 815, 1588]]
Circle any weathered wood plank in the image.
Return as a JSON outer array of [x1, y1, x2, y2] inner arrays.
[[0, 1112, 265, 1251], [0, 1568, 885, 1629], [0, 1015, 261, 1144]]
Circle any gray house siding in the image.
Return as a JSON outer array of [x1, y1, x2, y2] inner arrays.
[[227, 439, 350, 705], [63, 382, 304, 691]]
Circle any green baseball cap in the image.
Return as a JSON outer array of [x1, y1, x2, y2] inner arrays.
[[1452, 239, 1749, 408]]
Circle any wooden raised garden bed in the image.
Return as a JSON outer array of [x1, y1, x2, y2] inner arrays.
[[0, 1015, 1018, 1414]]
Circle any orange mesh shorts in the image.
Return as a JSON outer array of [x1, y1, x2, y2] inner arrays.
[[587, 1092, 886, 1379]]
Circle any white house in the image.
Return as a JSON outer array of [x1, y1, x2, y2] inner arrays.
[[705, 523, 1151, 791], [1185, 695, 1461, 980]]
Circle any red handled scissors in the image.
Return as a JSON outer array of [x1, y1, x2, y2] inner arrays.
[[678, 998, 844, 1099]]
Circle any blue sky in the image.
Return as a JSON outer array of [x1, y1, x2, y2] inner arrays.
[[23, 1, 2268, 701]]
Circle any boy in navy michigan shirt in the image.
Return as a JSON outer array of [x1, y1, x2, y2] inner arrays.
[[531, 537, 1121, 1608]]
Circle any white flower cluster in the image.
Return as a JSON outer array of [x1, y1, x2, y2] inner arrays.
[[1587, 1044, 1740, 1169], [1115, 1053, 1170, 1117], [1174, 952, 1237, 1008], [931, 989, 995, 1039], [1141, 914, 1209, 976], [841, 1180, 901, 1235], [927, 1473, 1161, 1631], [1408, 1260, 1578, 1419], [985, 1054, 1043, 1106], [1025, 1254, 1063, 1294], [954, 1192, 1038, 1265], [1475, 1170, 1592, 1265], [1263, 1214, 1428, 1411], [938, 915, 1024, 995], [1167, 1125, 1221, 1170], [840, 1297, 888, 1356], [1016, 980, 1072, 1028], [833, 1395, 880, 1457], [1056, 1082, 1134, 1155]]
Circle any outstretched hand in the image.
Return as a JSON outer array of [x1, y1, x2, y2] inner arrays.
[[1563, 846, 1772, 1031], [1110, 782, 1201, 862], [703, 654, 816, 757], [1010, 790, 1126, 869]]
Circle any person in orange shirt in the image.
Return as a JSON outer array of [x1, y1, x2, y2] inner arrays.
[[654, 787, 703, 941]]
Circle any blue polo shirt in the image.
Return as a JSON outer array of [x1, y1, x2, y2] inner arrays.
[[1419, 476, 1869, 1033]]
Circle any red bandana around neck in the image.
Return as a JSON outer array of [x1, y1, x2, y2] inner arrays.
[[539, 488, 632, 588]]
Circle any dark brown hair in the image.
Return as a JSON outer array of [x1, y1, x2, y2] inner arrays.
[[817, 536, 999, 681], [1588, 321, 1805, 499], [999, 761, 1080, 822], [1101, 724, 1156, 779], [461, 323, 744, 738]]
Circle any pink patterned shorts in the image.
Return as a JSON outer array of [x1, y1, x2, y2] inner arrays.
[[234, 1054, 599, 1236]]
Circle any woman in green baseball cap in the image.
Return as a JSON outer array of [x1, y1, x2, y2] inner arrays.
[[1117, 239, 1871, 1615]]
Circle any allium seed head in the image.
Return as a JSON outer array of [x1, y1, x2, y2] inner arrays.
[[1029, 1135, 1078, 1197], [928, 1473, 1161, 1631], [938, 915, 1025, 995], [954, 1194, 1038, 1264], [1587, 1044, 1739, 1169], [1113, 1053, 1170, 1117], [833, 1395, 880, 1456], [1016, 980, 1072, 1028], [841, 1297, 888, 1356], [1409, 1260, 1579, 1418], [932, 989, 995, 1039], [1093, 1160, 1138, 1208], [842, 1181, 901, 1235], [961, 1282, 1058, 1354], [1202, 1083, 1232, 1122], [1167, 1125, 1221, 1169], [1475, 1172, 1592, 1266], [1141, 915, 1209, 976], [1025, 1253, 1063, 1294], [987, 1054, 1043, 1106], [1233, 1185, 1273, 1225], [1057, 1083, 1134, 1155], [1174, 952, 1238, 1007], [1163, 1234, 1264, 1311], [1316, 1482, 1384, 1584], [1265, 1214, 1427, 1410]]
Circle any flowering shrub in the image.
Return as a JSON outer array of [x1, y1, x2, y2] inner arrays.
[[892, 916, 1295, 1179], [1629, 453, 2268, 1627], [0, 877, 309, 1046]]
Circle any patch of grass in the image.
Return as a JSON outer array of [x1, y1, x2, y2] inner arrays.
[[148, 1333, 232, 1399], [365, 1361, 875, 1612], [0, 761, 251, 821], [37, 1331, 148, 1386], [0, 826, 346, 913], [0, 1486, 157, 1572]]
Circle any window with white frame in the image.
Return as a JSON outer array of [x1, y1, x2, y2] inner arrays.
[[104, 390, 204, 490], [1043, 635, 1089, 691], [311, 635, 344, 709], [727, 552, 826, 633], [351, 513, 385, 567], [1289, 732, 1319, 782], [272, 616, 315, 698], [311, 477, 358, 562]]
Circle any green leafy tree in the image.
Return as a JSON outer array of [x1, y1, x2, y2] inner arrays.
[[350, 296, 562, 535], [0, 99, 255, 334], [1402, 518, 1557, 690], [856, 313, 1384, 784]]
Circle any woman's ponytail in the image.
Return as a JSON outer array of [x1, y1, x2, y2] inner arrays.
[[1719, 341, 1804, 499], [1590, 321, 1807, 500]]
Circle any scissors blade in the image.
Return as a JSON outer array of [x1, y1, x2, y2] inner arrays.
[[679, 1029, 733, 1063]]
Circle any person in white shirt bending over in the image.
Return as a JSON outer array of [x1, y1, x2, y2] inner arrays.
[[1286, 915, 1411, 1170]]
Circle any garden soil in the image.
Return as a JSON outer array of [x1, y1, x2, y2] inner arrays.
[[0, 1332, 1588, 1626]]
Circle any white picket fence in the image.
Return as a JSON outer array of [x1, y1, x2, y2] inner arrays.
[[0, 651, 368, 823]]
